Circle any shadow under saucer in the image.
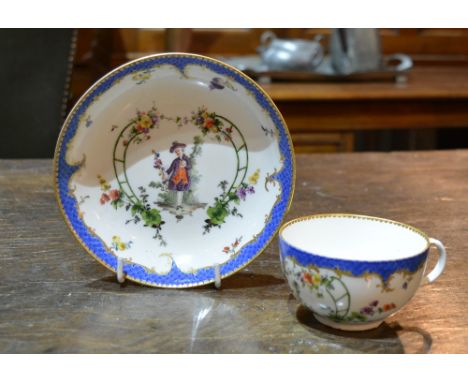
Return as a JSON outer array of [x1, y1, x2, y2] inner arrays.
[[211, 271, 285, 290], [84, 264, 285, 294], [86, 274, 145, 292]]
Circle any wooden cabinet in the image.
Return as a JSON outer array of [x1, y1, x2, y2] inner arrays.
[[71, 29, 468, 153]]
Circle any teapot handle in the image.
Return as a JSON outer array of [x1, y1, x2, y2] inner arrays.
[[259, 31, 276, 52]]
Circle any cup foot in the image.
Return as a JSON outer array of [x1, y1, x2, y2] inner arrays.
[[313, 314, 383, 331]]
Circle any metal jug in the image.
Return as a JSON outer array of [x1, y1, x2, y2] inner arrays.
[[258, 31, 324, 71]]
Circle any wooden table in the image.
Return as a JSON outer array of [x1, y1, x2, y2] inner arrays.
[[261, 67, 468, 152], [1, 151, 467, 353]]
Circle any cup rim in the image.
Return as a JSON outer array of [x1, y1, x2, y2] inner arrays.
[[279, 213, 431, 262]]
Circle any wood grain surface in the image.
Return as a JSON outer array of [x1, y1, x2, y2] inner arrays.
[[1, 152, 467, 353], [260, 67, 468, 101], [261, 67, 468, 133], [259, 67, 468, 153]]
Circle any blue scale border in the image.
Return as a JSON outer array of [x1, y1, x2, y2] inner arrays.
[[279, 240, 428, 283], [56, 54, 295, 287]]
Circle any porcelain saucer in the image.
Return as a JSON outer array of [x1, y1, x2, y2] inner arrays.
[[54, 53, 295, 287]]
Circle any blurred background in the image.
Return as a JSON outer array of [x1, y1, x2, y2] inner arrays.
[[2, 28, 468, 158]]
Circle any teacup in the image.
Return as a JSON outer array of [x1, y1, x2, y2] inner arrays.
[[279, 214, 446, 331]]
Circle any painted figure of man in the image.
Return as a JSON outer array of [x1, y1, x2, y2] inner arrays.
[[166, 141, 191, 209]]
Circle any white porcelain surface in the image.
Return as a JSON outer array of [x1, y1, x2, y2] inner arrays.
[[282, 255, 424, 331], [281, 215, 429, 261]]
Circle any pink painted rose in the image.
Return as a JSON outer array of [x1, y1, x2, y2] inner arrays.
[[100, 193, 110, 205], [108, 189, 120, 201]]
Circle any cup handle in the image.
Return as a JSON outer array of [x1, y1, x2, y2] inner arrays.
[[421, 238, 447, 285]]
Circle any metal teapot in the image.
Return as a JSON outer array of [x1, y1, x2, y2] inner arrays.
[[258, 31, 324, 71]]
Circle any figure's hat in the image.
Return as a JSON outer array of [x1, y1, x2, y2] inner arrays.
[[169, 141, 186, 153]]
